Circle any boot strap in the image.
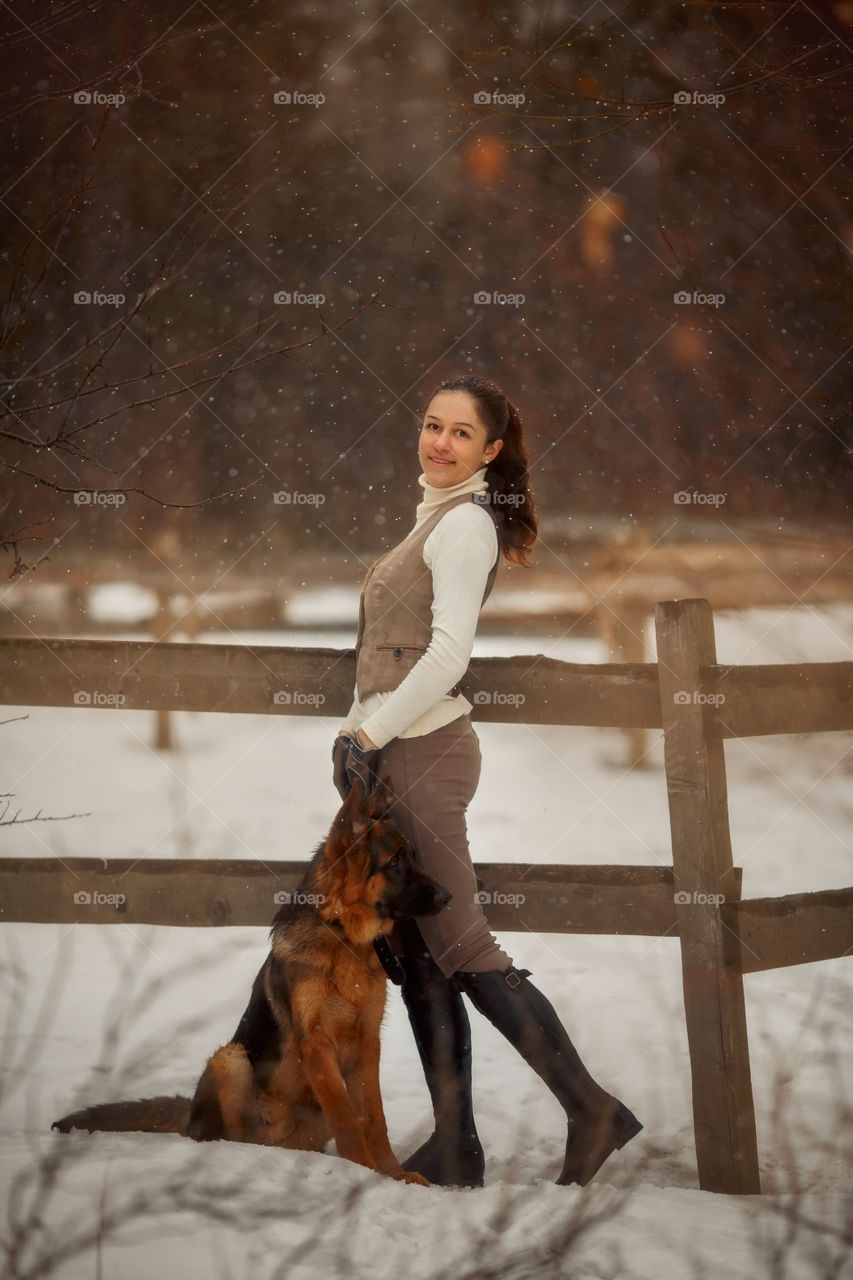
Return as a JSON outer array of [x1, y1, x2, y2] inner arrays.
[[504, 966, 532, 988]]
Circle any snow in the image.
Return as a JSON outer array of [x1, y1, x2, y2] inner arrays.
[[86, 583, 159, 624], [1, 607, 851, 1279], [283, 585, 361, 626]]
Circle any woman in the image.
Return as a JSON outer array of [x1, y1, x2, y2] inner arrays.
[[332, 373, 642, 1188]]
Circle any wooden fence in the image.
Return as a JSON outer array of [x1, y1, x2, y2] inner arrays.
[[1, 597, 851, 1195]]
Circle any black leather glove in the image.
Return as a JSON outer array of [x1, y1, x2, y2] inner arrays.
[[344, 732, 379, 794], [331, 732, 351, 800], [332, 731, 380, 799]]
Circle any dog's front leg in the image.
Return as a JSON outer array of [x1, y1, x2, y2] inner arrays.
[[298, 1029, 379, 1172], [355, 1034, 429, 1187]]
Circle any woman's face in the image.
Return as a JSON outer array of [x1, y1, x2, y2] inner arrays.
[[418, 391, 503, 488]]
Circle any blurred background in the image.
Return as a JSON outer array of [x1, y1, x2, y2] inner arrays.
[[1, 0, 851, 649]]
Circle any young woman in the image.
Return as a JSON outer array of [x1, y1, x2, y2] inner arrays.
[[333, 373, 642, 1188]]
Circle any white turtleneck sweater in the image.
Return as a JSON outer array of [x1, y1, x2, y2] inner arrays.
[[340, 465, 499, 750]]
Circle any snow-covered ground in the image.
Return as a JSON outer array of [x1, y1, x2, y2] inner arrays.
[[1, 605, 851, 1278]]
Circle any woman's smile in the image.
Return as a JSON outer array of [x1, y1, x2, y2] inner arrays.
[[418, 389, 503, 487]]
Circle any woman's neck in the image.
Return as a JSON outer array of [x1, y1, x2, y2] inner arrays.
[[414, 465, 489, 523]]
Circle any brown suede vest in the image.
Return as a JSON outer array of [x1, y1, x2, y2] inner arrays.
[[354, 492, 499, 701]]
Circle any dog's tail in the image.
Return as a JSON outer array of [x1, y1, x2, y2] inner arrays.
[[52, 1096, 192, 1135]]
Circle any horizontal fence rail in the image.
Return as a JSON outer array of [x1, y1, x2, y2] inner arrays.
[[2, 859, 850, 975], [1, 637, 851, 737], [711, 662, 853, 737], [0, 858, 680, 934], [724, 887, 853, 973], [0, 637, 659, 727]]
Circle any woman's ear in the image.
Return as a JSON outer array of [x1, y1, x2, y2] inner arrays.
[[483, 438, 504, 465]]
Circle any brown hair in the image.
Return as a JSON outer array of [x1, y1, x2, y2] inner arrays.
[[427, 374, 538, 566]]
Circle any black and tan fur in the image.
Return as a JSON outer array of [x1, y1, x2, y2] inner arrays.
[[53, 776, 450, 1186]]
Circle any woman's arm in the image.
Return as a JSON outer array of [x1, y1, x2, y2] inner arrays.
[[337, 692, 361, 738], [356, 503, 498, 750], [337, 691, 376, 749]]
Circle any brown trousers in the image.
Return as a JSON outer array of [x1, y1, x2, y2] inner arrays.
[[374, 715, 513, 977]]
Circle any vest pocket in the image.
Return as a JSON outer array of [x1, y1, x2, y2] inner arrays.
[[375, 643, 427, 659]]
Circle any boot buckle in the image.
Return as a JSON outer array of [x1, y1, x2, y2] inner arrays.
[[504, 967, 531, 988]]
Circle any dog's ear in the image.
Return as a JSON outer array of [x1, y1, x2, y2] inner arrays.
[[334, 777, 371, 841], [368, 772, 396, 815], [334, 774, 396, 849]]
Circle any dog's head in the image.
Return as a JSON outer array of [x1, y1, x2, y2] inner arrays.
[[318, 773, 451, 945]]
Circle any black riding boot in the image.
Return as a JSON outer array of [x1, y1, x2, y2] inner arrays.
[[398, 941, 485, 1188], [455, 966, 642, 1186]]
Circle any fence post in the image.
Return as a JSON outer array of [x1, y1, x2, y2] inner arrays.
[[597, 600, 648, 768], [153, 589, 175, 751], [655, 597, 761, 1194]]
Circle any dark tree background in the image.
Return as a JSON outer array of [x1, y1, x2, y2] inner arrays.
[[1, 0, 851, 573]]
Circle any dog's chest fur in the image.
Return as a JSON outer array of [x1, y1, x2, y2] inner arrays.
[[326, 935, 385, 1012]]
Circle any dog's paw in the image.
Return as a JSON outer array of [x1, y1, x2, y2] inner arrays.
[[399, 1169, 430, 1187]]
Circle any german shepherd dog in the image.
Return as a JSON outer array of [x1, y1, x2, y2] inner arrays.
[[53, 776, 449, 1186]]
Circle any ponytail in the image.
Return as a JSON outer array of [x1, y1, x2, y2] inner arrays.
[[427, 374, 538, 566]]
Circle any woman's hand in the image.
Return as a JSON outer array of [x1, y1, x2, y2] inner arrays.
[[331, 729, 379, 798], [336, 727, 377, 750]]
